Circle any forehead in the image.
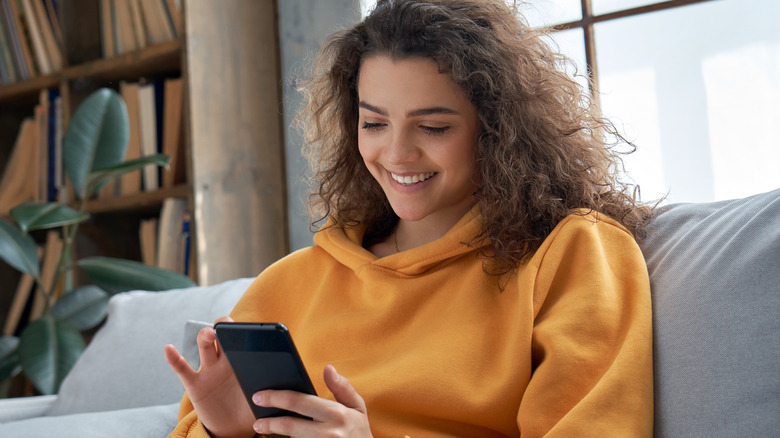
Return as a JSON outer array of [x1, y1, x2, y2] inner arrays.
[[357, 55, 470, 109]]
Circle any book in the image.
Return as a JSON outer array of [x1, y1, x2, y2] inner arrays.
[[138, 81, 159, 191], [153, 78, 164, 185], [36, 90, 48, 201], [30, 0, 61, 70], [54, 93, 66, 203], [1, 0, 25, 79], [20, 0, 51, 74], [0, 118, 37, 214], [139, 217, 158, 266], [99, 0, 114, 58], [114, 0, 137, 54], [180, 210, 190, 275], [43, 0, 62, 50], [3, 0, 36, 77], [128, 0, 146, 49], [0, 123, 25, 209], [164, 0, 180, 36], [30, 107, 40, 202], [139, 0, 174, 44], [156, 197, 187, 272], [161, 76, 182, 187], [120, 80, 142, 195], [0, 2, 19, 83], [46, 87, 60, 201]]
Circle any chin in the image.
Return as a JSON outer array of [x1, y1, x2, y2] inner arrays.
[[389, 205, 429, 222]]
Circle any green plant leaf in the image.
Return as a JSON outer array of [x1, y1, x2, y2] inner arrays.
[[51, 286, 110, 331], [0, 336, 21, 383], [63, 88, 129, 198], [10, 202, 90, 233], [86, 154, 170, 196], [18, 317, 85, 395], [0, 217, 40, 277], [77, 256, 196, 295]]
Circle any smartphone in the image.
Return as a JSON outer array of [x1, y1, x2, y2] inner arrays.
[[213, 322, 317, 419]]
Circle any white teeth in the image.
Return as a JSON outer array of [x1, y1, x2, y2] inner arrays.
[[391, 172, 435, 185]]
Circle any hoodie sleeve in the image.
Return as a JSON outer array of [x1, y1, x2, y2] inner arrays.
[[517, 214, 654, 437]]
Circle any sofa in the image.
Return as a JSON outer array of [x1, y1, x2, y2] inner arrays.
[[0, 188, 777, 437]]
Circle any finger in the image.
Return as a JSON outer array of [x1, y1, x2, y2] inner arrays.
[[324, 365, 367, 413], [214, 315, 234, 324], [253, 389, 323, 419], [196, 325, 221, 367], [164, 344, 197, 386], [206, 315, 234, 360], [253, 415, 312, 437]]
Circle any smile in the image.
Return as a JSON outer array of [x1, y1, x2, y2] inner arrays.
[[391, 172, 436, 186]]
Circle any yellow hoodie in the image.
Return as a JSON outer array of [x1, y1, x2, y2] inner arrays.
[[170, 208, 653, 437]]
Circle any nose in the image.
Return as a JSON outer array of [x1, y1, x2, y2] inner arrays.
[[384, 127, 421, 165]]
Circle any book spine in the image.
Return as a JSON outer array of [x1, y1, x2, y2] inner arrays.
[[1, 0, 29, 79], [0, 2, 19, 82], [4, 0, 37, 76], [46, 87, 59, 201], [21, 0, 52, 74]]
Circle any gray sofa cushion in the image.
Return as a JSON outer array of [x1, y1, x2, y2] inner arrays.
[[46, 277, 253, 416], [0, 395, 57, 423], [640, 188, 780, 437], [0, 402, 179, 437]]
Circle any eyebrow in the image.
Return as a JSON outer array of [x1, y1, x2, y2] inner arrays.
[[358, 101, 460, 117]]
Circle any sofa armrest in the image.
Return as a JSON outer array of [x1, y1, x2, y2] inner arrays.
[[0, 395, 58, 423]]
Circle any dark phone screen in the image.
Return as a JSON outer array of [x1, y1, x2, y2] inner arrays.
[[228, 351, 311, 393], [215, 323, 316, 419]]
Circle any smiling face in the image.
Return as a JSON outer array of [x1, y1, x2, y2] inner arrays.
[[357, 55, 480, 233]]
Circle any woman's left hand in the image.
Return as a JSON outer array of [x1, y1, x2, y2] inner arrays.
[[251, 365, 373, 437]]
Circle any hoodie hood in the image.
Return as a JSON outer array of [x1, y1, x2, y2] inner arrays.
[[313, 207, 484, 277]]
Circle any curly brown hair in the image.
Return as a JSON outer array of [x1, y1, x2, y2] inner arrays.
[[299, 0, 652, 276]]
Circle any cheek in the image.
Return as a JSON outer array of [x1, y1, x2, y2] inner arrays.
[[357, 137, 380, 174], [440, 138, 477, 174], [357, 136, 371, 163]]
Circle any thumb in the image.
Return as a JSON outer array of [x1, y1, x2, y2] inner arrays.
[[324, 365, 367, 413]]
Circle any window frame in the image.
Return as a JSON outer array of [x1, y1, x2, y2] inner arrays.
[[549, 0, 717, 101]]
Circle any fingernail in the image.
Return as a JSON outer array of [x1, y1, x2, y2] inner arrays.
[[253, 419, 265, 433], [252, 392, 263, 405]]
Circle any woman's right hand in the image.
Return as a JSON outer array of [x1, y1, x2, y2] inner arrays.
[[164, 316, 256, 438]]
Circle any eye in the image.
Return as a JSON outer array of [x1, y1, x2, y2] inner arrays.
[[361, 122, 385, 131], [422, 126, 450, 136]]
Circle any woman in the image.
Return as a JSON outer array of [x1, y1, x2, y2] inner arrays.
[[166, 1, 654, 436]]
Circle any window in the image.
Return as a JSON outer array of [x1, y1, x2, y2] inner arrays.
[[360, 0, 780, 203]]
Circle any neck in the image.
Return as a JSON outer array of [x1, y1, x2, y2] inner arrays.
[[393, 206, 473, 252]]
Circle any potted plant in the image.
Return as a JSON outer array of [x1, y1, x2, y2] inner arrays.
[[0, 88, 195, 395]]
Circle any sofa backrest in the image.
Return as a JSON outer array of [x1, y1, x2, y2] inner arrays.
[[639, 188, 780, 437]]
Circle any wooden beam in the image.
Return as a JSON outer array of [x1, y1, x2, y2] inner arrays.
[[185, 0, 287, 285]]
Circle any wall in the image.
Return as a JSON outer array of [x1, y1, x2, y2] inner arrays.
[[278, 0, 363, 252]]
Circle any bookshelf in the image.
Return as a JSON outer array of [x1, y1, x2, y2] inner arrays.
[[0, 0, 288, 328]]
